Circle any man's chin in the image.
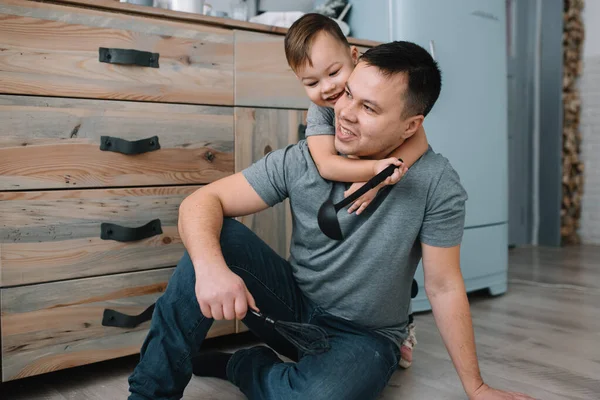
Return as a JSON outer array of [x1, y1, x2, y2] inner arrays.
[[334, 138, 356, 157]]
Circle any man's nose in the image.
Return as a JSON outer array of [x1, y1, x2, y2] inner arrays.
[[339, 102, 357, 123]]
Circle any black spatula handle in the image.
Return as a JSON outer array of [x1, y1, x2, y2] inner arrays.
[[334, 161, 399, 211]]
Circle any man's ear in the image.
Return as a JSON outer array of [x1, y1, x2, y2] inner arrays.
[[402, 115, 425, 140], [350, 45, 359, 65]]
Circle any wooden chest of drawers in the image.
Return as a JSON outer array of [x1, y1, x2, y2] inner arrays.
[[0, 0, 375, 382]]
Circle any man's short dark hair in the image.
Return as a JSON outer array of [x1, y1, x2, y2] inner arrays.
[[359, 41, 442, 118]]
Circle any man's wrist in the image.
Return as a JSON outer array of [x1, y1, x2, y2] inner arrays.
[[466, 379, 486, 399], [192, 255, 229, 275]]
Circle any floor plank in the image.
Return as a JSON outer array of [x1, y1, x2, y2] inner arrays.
[[2, 245, 600, 399]]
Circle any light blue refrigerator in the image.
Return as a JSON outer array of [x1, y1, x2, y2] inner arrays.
[[348, 0, 509, 311]]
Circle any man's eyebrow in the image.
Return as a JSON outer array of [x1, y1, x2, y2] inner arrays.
[[346, 83, 382, 110]]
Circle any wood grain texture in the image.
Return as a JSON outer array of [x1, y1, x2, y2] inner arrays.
[[234, 30, 371, 109], [0, 186, 199, 286], [3, 245, 600, 397], [47, 0, 381, 48], [0, 95, 233, 190], [0, 1, 234, 105], [234, 30, 307, 109], [235, 108, 306, 259], [0, 267, 234, 381]]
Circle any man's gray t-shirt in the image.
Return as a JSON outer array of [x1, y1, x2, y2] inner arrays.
[[242, 140, 468, 347]]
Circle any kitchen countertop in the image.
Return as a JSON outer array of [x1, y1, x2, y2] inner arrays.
[[45, 0, 380, 47]]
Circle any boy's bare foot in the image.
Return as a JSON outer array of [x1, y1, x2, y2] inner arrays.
[[399, 322, 417, 369]]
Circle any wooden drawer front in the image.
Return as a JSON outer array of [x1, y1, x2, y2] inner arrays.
[[0, 186, 200, 286], [235, 108, 307, 259], [234, 30, 370, 109], [0, 268, 236, 381], [0, 0, 234, 105], [234, 31, 309, 109], [0, 96, 233, 190]]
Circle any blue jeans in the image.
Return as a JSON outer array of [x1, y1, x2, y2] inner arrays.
[[128, 218, 400, 400]]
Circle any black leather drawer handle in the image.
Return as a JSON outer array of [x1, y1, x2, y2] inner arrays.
[[101, 219, 163, 242], [100, 135, 160, 155], [99, 47, 159, 68], [102, 303, 155, 329]]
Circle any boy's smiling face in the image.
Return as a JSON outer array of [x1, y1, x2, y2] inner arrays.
[[294, 31, 358, 108]]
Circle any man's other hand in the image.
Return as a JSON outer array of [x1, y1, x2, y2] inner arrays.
[[195, 266, 258, 320], [471, 384, 537, 400]]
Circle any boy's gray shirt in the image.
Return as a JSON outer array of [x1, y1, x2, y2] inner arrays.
[[243, 102, 468, 346], [305, 102, 336, 136]]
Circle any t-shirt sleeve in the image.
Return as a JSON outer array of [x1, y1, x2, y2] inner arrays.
[[305, 102, 335, 136], [419, 163, 469, 247], [241, 143, 307, 207]]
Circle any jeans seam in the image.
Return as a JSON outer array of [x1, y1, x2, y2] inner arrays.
[[381, 349, 400, 385], [229, 265, 296, 315], [174, 314, 206, 373]]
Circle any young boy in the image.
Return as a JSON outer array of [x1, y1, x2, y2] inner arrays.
[[284, 13, 427, 368]]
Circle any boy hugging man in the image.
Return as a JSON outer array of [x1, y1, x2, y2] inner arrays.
[[284, 13, 429, 368]]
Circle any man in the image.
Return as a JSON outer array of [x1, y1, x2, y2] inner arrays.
[[127, 41, 533, 400]]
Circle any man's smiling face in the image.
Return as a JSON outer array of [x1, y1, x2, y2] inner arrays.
[[333, 61, 411, 160]]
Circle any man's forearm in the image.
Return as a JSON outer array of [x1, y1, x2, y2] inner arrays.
[[178, 190, 229, 274], [427, 283, 484, 397]]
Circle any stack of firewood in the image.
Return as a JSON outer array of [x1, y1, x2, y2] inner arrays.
[[561, 0, 585, 245]]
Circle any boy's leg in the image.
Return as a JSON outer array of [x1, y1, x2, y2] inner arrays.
[[400, 279, 419, 368], [227, 314, 401, 400], [400, 310, 417, 368], [128, 218, 304, 400]]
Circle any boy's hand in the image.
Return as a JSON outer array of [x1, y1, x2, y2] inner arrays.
[[344, 159, 407, 215], [373, 157, 406, 177], [345, 182, 377, 215]]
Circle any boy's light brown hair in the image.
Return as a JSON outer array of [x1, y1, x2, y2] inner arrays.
[[284, 13, 349, 72]]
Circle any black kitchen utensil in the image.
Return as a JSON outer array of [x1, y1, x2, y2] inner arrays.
[[318, 161, 400, 240], [103, 305, 330, 355], [249, 310, 330, 355]]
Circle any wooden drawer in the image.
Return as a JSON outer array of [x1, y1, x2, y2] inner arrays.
[[0, 0, 234, 105], [0, 267, 236, 381], [234, 30, 308, 109], [0, 95, 233, 190], [0, 186, 200, 286], [234, 30, 370, 109], [235, 107, 306, 259]]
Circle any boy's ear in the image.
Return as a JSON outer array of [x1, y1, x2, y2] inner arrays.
[[402, 115, 425, 140], [350, 45, 359, 64]]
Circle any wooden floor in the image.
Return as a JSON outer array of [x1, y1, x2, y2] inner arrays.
[[3, 245, 600, 399]]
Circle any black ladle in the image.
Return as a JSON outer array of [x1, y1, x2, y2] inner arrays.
[[318, 161, 400, 240]]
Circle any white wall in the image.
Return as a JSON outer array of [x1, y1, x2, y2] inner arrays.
[[579, 1, 600, 244], [583, 1, 600, 58]]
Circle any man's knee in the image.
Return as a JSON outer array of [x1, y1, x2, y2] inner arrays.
[[219, 217, 256, 252], [219, 218, 271, 269]]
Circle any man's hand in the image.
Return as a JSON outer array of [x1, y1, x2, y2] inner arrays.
[[195, 265, 258, 320], [471, 384, 537, 400]]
